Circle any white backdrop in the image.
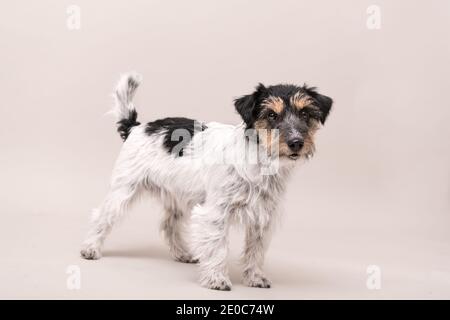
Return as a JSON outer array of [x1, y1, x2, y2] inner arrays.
[[0, 0, 449, 298]]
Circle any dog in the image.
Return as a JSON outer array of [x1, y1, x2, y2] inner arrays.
[[80, 73, 332, 290]]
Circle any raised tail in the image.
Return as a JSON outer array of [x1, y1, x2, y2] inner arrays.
[[113, 72, 142, 140]]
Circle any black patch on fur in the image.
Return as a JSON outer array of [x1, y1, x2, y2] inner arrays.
[[117, 109, 140, 140], [234, 83, 267, 128], [145, 117, 207, 156]]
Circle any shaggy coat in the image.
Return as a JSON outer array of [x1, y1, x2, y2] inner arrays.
[[81, 73, 332, 290]]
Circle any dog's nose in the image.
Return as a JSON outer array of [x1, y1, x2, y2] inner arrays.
[[287, 138, 304, 152]]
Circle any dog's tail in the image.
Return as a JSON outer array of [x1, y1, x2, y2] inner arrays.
[[112, 72, 142, 140]]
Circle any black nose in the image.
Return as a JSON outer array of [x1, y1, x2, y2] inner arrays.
[[287, 138, 304, 152]]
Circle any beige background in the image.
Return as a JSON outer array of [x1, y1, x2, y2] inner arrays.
[[0, 0, 449, 299]]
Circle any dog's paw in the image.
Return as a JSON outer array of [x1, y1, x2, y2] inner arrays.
[[201, 273, 232, 291], [243, 273, 272, 288], [174, 254, 199, 264], [80, 246, 102, 260], [171, 247, 199, 264]]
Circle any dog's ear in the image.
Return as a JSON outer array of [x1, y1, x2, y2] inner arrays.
[[315, 93, 333, 124], [305, 87, 333, 124], [234, 83, 267, 126]]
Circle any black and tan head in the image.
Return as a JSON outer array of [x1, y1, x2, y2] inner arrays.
[[234, 83, 333, 161]]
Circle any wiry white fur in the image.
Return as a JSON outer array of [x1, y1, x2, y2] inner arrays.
[[81, 74, 299, 290], [111, 72, 142, 120]]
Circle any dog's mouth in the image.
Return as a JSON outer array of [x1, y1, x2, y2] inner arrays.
[[288, 153, 300, 160]]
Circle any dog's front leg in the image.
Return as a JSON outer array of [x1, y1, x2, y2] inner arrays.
[[191, 204, 232, 291], [241, 222, 273, 288]]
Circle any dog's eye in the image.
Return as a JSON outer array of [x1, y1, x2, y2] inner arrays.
[[301, 111, 309, 121], [267, 111, 278, 121]]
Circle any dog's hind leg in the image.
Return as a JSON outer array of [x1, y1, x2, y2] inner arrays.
[[80, 182, 141, 260], [160, 194, 197, 263]]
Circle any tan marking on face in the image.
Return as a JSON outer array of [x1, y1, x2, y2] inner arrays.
[[254, 119, 270, 131], [278, 136, 291, 158], [300, 119, 320, 158], [254, 119, 271, 152], [261, 96, 284, 114], [255, 119, 291, 158], [290, 91, 313, 110]]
